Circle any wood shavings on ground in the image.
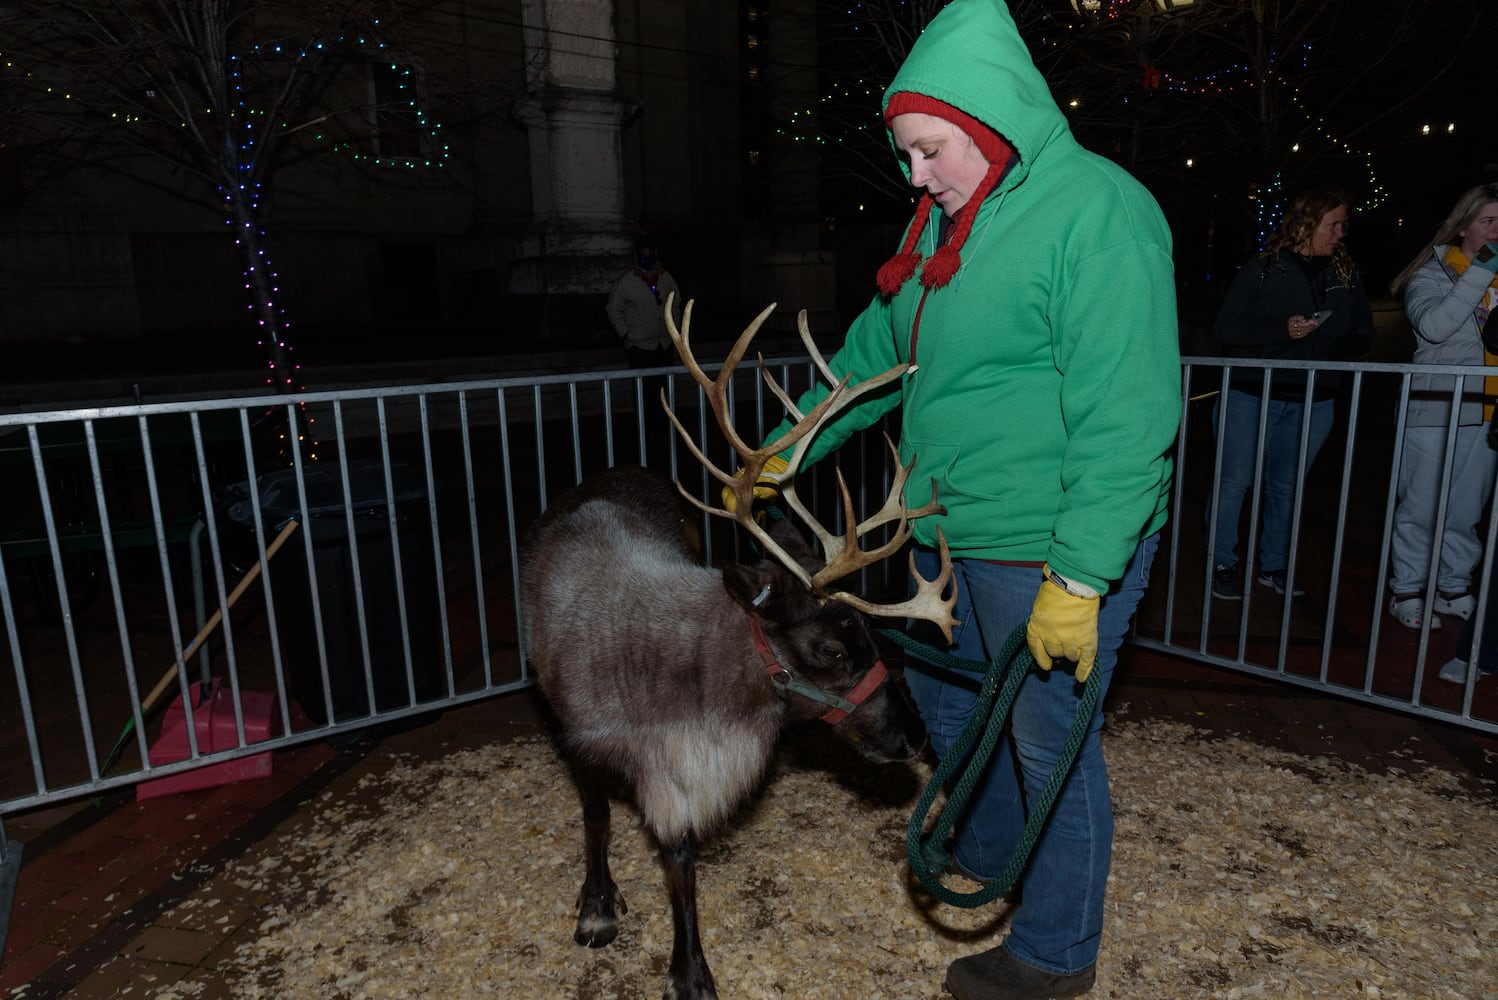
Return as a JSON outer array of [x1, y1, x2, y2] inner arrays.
[[159, 719, 1497, 999]]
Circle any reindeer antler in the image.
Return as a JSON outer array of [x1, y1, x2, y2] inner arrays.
[[829, 528, 958, 643], [661, 294, 959, 643]]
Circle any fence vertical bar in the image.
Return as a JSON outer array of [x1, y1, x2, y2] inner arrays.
[[0, 818, 20, 957]]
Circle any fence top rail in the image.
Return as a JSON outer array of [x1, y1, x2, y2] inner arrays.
[[1181, 356, 1498, 376], [3, 355, 1493, 429]]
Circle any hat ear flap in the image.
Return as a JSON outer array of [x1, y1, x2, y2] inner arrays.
[[877, 251, 922, 295], [919, 244, 962, 289]]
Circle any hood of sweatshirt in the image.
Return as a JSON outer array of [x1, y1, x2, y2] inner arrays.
[[882, 0, 1070, 197]]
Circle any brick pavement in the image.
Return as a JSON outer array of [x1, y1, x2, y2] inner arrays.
[[1, 648, 1494, 998]]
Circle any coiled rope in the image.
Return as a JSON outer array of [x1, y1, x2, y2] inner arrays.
[[880, 624, 1101, 908]]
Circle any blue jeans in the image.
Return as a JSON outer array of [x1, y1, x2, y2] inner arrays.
[[904, 533, 1159, 975], [1210, 388, 1335, 574]]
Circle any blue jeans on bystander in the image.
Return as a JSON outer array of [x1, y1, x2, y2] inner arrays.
[[904, 533, 1159, 976], [1209, 388, 1335, 575]]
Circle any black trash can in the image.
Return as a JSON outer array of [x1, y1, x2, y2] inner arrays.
[[225, 460, 442, 726]]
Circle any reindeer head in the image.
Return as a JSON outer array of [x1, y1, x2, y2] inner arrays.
[[719, 515, 925, 761]]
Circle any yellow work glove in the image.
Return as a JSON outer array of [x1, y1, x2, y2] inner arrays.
[[721, 454, 789, 513], [1026, 564, 1102, 683]]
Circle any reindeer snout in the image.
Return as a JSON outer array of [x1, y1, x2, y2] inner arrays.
[[839, 680, 927, 763]]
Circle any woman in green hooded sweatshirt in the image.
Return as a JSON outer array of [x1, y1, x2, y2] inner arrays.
[[756, 1, 1180, 996]]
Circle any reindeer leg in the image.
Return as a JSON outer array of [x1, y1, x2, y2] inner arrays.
[[573, 766, 626, 948], [661, 835, 718, 1000]]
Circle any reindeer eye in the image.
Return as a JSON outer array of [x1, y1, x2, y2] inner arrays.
[[819, 641, 848, 663]]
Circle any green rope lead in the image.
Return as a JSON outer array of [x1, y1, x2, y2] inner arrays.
[[880, 623, 1102, 909]]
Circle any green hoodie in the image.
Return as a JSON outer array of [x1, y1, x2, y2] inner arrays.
[[770, 0, 1180, 594]]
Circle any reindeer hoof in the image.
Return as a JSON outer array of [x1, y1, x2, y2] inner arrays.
[[573, 887, 626, 948], [573, 919, 617, 948], [665, 953, 719, 999]]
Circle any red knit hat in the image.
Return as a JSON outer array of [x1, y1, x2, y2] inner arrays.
[[876, 92, 1014, 295]]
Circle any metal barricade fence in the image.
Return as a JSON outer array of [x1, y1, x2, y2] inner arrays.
[[1149, 356, 1498, 736], [3, 353, 1497, 921], [0, 356, 908, 820]]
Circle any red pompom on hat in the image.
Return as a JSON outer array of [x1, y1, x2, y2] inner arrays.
[[876, 91, 1014, 295]]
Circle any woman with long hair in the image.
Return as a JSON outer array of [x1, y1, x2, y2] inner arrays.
[[1387, 183, 1498, 638], [1207, 190, 1375, 602]]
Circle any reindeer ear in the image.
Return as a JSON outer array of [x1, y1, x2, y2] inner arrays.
[[722, 563, 776, 614], [723, 562, 808, 619]]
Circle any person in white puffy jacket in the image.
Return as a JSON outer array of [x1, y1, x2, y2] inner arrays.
[[1387, 183, 1498, 632]]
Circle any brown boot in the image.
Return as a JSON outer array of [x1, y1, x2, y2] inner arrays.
[[944, 944, 1095, 999]]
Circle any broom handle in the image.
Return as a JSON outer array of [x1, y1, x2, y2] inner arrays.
[[140, 517, 301, 713]]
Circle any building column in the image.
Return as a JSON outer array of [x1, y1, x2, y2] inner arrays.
[[506, 0, 641, 344], [508, 0, 638, 335]]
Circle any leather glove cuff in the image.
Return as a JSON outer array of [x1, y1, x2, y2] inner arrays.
[[1045, 565, 1099, 600]]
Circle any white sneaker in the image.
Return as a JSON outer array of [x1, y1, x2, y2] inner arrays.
[[1438, 657, 1469, 684], [1388, 595, 1442, 630], [1433, 593, 1476, 620]]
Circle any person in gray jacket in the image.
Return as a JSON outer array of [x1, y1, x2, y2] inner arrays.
[[1387, 183, 1498, 632]]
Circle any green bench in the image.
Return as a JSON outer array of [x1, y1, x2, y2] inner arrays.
[[0, 513, 204, 561], [1, 514, 208, 631]]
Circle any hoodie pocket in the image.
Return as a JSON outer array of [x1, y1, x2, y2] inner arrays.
[[906, 437, 1012, 550]]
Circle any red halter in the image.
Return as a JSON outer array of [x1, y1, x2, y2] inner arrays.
[[747, 615, 888, 725]]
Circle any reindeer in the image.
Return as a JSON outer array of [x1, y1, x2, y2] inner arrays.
[[519, 298, 960, 1000]]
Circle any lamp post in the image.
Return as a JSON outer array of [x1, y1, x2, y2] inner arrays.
[[1070, 0, 1198, 168]]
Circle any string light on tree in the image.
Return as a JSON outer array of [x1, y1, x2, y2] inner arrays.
[[10, 19, 446, 429], [3, 11, 443, 460], [1283, 78, 1386, 210], [1255, 172, 1286, 250], [1141, 53, 1389, 214], [1163, 63, 1253, 96]]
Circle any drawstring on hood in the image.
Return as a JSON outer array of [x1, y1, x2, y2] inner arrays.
[[877, 92, 1015, 295]]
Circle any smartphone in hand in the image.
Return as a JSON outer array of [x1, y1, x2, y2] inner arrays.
[[1310, 309, 1333, 325]]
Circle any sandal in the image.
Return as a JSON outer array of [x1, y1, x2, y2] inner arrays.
[[1433, 592, 1476, 620], [1388, 594, 1442, 630], [1438, 657, 1469, 684]]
